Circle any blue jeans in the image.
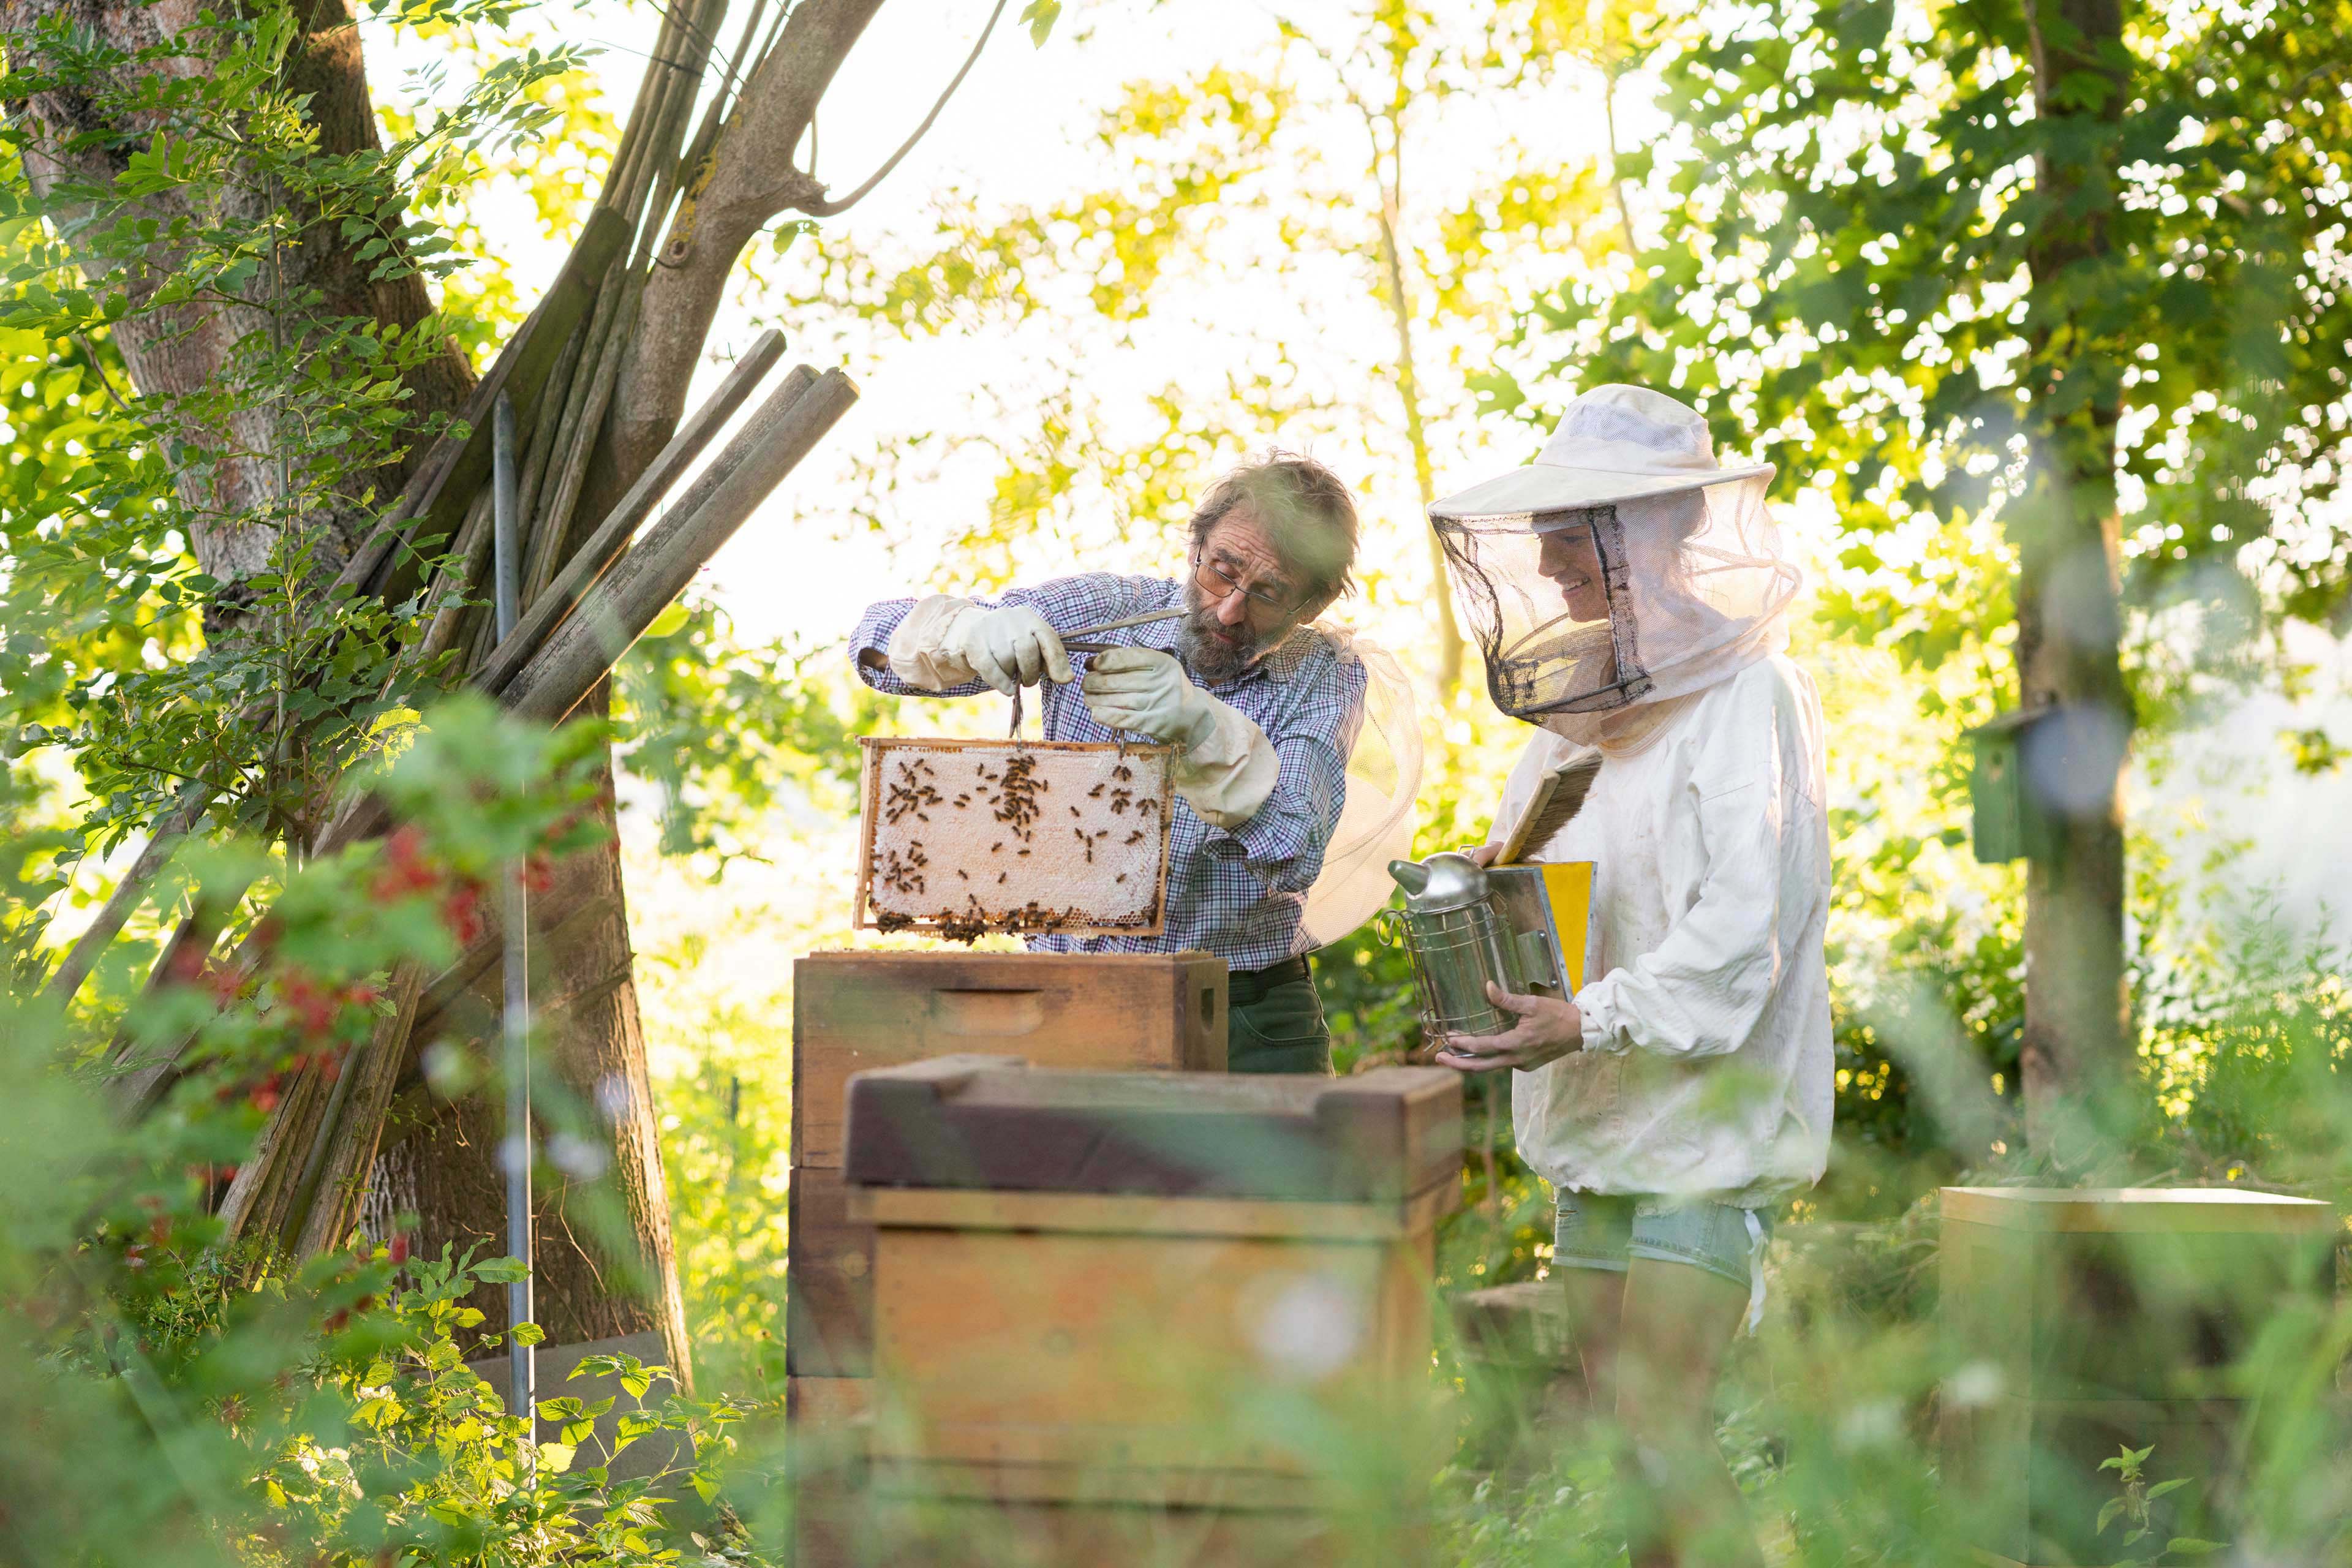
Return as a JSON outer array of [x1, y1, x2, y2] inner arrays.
[[1552, 1191, 1771, 1294]]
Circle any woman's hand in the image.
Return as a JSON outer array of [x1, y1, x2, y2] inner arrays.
[[1466, 842, 1501, 867], [1432, 983, 1584, 1074]]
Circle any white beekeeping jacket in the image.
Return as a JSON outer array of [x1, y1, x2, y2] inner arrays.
[[1496, 652, 1834, 1205]]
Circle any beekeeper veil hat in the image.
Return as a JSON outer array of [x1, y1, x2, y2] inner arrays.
[[1300, 627, 1420, 946], [1430, 384, 1801, 745]]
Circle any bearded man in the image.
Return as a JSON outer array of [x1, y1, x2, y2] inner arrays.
[[848, 455, 1368, 1073]]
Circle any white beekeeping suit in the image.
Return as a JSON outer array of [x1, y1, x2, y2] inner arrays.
[[1431, 383, 1833, 1208]]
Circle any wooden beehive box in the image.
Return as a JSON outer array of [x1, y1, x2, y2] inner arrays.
[[786, 1376, 869, 1568], [791, 951, 1227, 1170], [1939, 1186, 2337, 1567], [787, 951, 1227, 1382], [856, 737, 1175, 937], [842, 1055, 1460, 1549]]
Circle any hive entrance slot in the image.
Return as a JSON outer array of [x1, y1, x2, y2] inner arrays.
[[930, 989, 1047, 1036]]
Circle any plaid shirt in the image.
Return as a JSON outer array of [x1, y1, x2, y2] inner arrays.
[[850, 573, 1368, 971]]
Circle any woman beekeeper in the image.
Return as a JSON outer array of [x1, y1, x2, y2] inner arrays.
[[1428, 384, 1830, 1568]]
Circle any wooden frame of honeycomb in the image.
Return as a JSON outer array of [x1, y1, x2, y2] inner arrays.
[[854, 737, 1177, 940]]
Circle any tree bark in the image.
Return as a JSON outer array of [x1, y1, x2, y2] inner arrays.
[[4, 0, 695, 1371], [365, 736, 692, 1377], [2016, 0, 2135, 1166], [0, 0, 473, 601], [592, 0, 886, 505]]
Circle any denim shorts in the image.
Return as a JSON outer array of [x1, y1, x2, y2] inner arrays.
[[1551, 1190, 1771, 1294]]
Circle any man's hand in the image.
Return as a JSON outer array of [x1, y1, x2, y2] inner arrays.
[[1432, 982, 1584, 1074], [949, 605, 1073, 696], [1081, 647, 1216, 746]]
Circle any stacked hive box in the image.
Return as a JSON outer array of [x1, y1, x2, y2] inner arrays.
[[1447, 1281, 1578, 1468], [839, 1055, 1463, 1566], [1939, 1186, 2336, 1567], [786, 952, 1227, 1562]]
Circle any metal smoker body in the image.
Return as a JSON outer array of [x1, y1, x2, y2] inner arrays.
[[1385, 854, 1574, 1040]]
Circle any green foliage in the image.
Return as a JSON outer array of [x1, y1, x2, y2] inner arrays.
[[2098, 1443, 2221, 1566], [2141, 899, 2352, 1198], [1, 693, 774, 1564], [0, 0, 579, 992], [247, 1245, 750, 1566], [1019, 1, 1062, 48], [649, 991, 796, 1398], [614, 597, 883, 869], [1531, 0, 2352, 663], [372, 19, 621, 358]]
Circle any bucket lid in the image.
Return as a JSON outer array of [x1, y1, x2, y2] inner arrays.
[[1387, 851, 1490, 915]]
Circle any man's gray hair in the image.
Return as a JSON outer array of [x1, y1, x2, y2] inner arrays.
[[1186, 452, 1360, 615]]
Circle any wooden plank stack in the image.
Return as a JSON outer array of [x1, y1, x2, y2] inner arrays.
[[1938, 1186, 2336, 1567], [835, 1055, 1461, 1566], [785, 952, 1228, 1562]]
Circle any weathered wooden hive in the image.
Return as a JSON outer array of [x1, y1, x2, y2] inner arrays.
[[785, 954, 1227, 1566], [1938, 1186, 2336, 1567], [831, 1055, 1461, 1567]]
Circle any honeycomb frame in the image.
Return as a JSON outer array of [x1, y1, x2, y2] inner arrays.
[[854, 737, 1177, 940]]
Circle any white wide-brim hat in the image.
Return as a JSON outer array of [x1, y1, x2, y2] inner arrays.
[[1430, 383, 1774, 521]]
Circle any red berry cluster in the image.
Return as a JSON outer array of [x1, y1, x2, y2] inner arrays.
[[181, 818, 576, 1120]]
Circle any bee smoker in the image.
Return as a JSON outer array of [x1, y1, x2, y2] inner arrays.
[[1381, 853, 1593, 1040]]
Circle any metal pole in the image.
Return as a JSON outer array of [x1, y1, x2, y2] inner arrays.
[[491, 392, 533, 1441]]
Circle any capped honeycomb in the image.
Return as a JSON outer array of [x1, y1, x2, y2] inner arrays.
[[854, 737, 1175, 940]]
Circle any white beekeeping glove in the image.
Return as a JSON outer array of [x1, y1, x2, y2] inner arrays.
[[887, 597, 1072, 695], [1082, 647, 1278, 828]]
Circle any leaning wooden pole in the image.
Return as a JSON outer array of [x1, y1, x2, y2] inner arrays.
[[40, 785, 211, 1011], [491, 389, 537, 1428], [473, 328, 786, 695], [504, 369, 856, 721], [197, 364, 859, 1256], [110, 341, 823, 1128]]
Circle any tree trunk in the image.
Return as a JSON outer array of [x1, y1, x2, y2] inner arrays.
[[365, 717, 692, 1378], [4, 0, 693, 1370], [382, 0, 896, 1380], [2016, 0, 2135, 1167], [1370, 144, 1464, 694], [0, 0, 473, 601]]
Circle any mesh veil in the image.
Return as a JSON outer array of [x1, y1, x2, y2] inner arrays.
[[1300, 628, 1421, 945], [1436, 473, 1801, 745]]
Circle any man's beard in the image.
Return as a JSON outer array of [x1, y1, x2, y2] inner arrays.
[[1177, 588, 1281, 684]]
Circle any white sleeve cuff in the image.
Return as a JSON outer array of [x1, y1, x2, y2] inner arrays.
[[1574, 980, 1625, 1054], [886, 594, 980, 690], [1172, 699, 1279, 829]]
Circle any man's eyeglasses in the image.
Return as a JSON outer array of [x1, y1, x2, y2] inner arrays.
[[1193, 552, 1304, 615]]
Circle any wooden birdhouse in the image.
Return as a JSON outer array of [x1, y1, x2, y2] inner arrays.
[[1966, 707, 2059, 865]]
